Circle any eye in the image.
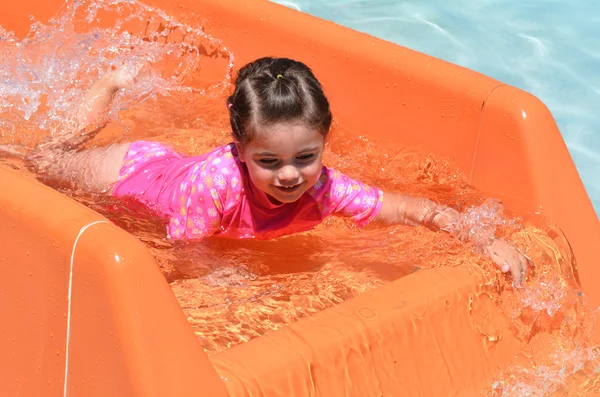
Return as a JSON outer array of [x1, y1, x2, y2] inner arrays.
[[258, 158, 278, 165], [296, 153, 315, 161]]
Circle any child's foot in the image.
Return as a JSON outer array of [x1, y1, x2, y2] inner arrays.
[[28, 63, 151, 168], [102, 62, 148, 92], [75, 62, 149, 125]]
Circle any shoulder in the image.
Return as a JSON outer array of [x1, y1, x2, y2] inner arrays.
[[307, 166, 354, 194], [188, 144, 242, 179], [190, 144, 243, 208], [308, 166, 382, 204]]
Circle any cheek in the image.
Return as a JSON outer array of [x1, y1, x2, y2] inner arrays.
[[246, 164, 274, 186], [302, 161, 323, 182]]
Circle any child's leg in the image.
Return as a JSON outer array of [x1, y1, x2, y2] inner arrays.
[[38, 63, 145, 152], [76, 63, 145, 130], [43, 143, 132, 192], [29, 64, 146, 192]]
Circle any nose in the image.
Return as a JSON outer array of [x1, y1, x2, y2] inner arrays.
[[277, 165, 300, 185]]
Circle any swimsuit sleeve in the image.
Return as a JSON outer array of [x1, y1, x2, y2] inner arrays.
[[311, 167, 384, 227], [167, 147, 242, 240]]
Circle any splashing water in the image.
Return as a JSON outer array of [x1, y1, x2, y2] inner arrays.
[[1, 0, 599, 392], [479, 221, 600, 396], [444, 198, 520, 251], [489, 346, 600, 396], [0, 0, 234, 152]]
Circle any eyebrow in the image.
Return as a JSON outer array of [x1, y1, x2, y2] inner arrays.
[[254, 146, 321, 157]]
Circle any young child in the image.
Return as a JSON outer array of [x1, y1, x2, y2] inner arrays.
[[31, 57, 528, 285]]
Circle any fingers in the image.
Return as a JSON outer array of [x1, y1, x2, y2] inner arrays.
[[511, 248, 530, 287], [487, 240, 529, 287], [519, 254, 528, 282], [507, 257, 523, 287], [498, 259, 522, 286]]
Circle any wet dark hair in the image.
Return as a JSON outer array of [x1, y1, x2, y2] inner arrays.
[[227, 57, 332, 144]]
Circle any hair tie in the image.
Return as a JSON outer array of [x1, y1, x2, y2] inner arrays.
[[276, 74, 283, 79]]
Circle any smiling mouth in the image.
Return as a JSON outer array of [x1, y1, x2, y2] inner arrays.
[[274, 183, 302, 194]]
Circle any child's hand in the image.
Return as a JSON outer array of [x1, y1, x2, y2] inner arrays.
[[377, 196, 530, 287], [428, 205, 529, 286], [485, 238, 529, 286]]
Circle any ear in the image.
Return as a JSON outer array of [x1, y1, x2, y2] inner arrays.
[[234, 142, 246, 162]]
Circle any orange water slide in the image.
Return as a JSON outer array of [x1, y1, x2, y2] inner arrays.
[[1, 0, 599, 396]]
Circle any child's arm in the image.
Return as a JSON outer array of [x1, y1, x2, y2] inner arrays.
[[373, 192, 528, 286]]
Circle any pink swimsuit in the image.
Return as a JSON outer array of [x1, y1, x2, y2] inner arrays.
[[112, 141, 384, 240]]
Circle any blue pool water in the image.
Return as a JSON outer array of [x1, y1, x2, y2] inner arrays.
[[272, 0, 600, 215]]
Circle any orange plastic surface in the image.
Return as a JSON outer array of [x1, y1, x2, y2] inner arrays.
[[0, 168, 229, 396], [1, 0, 599, 396]]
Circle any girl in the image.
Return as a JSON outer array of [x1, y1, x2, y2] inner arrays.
[[30, 57, 528, 285]]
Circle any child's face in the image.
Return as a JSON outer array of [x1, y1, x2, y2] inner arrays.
[[236, 122, 325, 204]]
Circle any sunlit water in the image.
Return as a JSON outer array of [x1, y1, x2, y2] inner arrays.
[[0, 0, 598, 393], [271, 0, 600, 216]]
